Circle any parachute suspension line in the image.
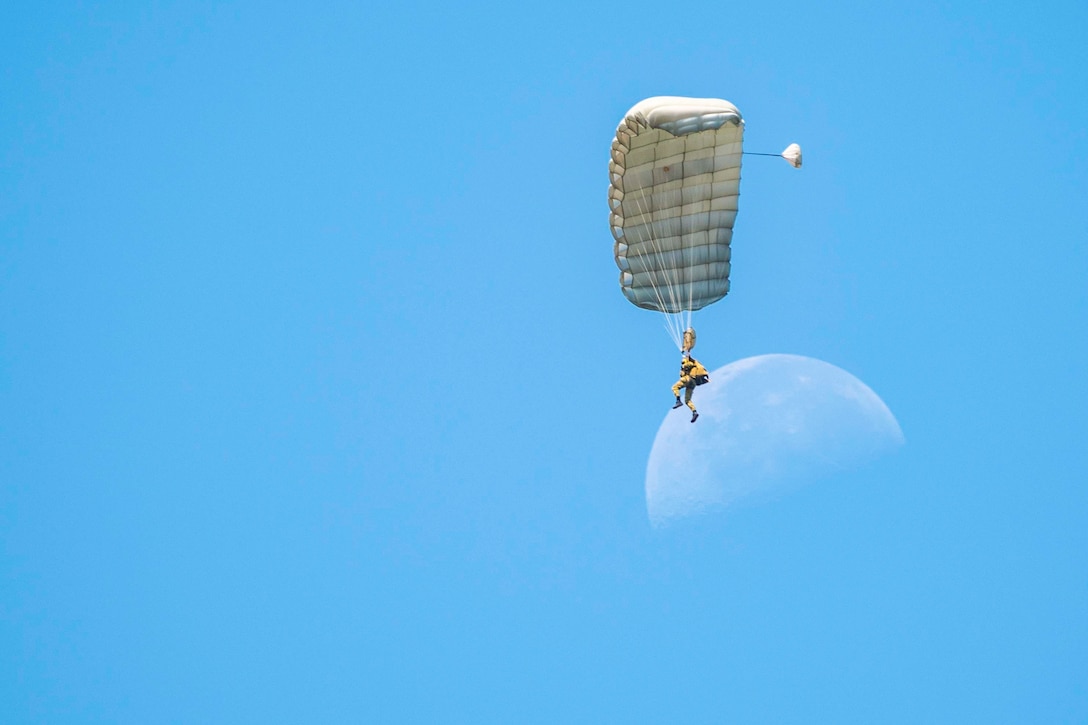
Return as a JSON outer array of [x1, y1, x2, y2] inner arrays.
[[629, 187, 686, 350], [662, 316, 681, 351], [666, 311, 693, 352], [627, 197, 673, 337], [742, 152, 782, 157], [678, 137, 707, 351], [635, 189, 681, 318]]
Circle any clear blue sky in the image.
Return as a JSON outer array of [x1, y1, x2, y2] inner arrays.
[[2, 2, 1086, 722]]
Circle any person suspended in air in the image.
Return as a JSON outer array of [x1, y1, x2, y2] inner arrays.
[[608, 98, 800, 421], [672, 351, 710, 423]]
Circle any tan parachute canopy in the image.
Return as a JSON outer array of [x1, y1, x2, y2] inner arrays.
[[609, 96, 799, 349], [609, 97, 743, 322]]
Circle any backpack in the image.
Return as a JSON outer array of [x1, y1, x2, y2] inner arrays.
[[690, 361, 710, 385]]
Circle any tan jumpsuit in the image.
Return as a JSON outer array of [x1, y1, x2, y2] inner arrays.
[[672, 357, 700, 412]]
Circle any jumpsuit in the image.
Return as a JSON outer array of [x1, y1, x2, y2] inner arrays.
[[672, 357, 704, 412]]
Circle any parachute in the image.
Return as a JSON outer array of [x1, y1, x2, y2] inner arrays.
[[609, 96, 799, 349]]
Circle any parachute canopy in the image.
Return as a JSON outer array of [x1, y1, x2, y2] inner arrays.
[[609, 96, 744, 315], [781, 143, 802, 168]]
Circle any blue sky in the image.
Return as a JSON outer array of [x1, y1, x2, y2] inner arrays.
[[2, 2, 1086, 722]]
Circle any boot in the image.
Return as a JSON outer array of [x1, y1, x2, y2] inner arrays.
[[672, 397, 683, 409], [690, 410, 699, 423]]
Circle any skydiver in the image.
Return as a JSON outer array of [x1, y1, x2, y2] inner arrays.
[[671, 353, 710, 423]]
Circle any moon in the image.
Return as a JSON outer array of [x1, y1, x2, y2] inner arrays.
[[646, 354, 904, 527]]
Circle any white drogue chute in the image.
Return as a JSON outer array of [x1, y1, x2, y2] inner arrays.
[[781, 142, 802, 168], [739, 143, 803, 167]]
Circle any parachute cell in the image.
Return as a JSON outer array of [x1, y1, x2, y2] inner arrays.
[[609, 97, 744, 315]]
